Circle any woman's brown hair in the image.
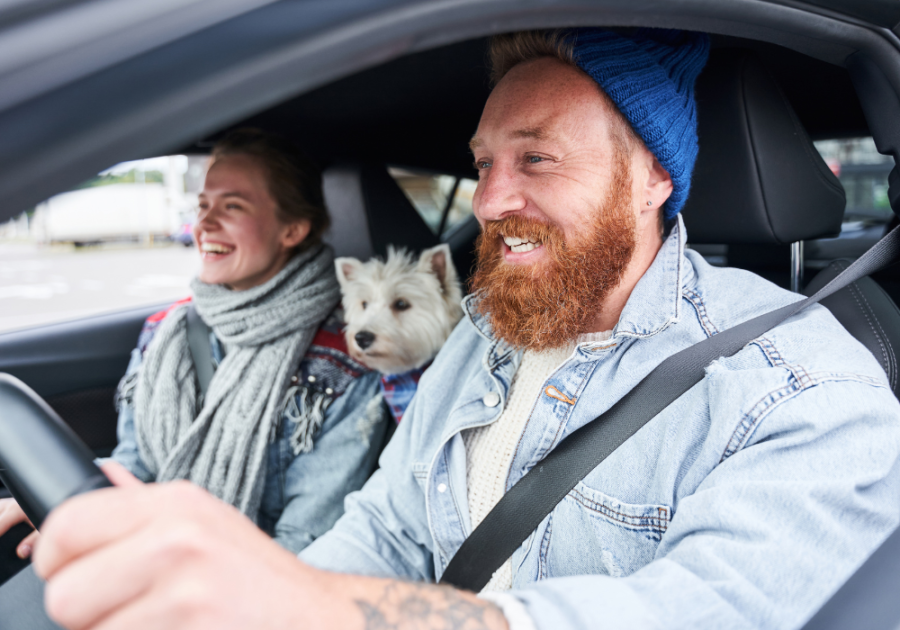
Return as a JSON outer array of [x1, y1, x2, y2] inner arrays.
[[211, 128, 329, 249]]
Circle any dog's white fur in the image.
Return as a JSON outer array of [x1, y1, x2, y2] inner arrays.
[[335, 244, 463, 375]]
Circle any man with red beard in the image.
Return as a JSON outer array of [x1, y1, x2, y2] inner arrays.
[[32, 28, 900, 630]]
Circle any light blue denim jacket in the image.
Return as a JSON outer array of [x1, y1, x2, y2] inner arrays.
[[111, 309, 389, 554], [302, 216, 900, 629]]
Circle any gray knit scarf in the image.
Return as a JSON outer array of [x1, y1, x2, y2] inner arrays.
[[132, 244, 341, 521]]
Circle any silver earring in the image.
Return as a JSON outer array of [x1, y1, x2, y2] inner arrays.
[[646, 200, 653, 206]]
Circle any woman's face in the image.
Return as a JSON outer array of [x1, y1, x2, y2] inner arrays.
[[194, 154, 310, 291]]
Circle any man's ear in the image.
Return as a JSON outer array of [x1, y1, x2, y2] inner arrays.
[[417, 244, 458, 293], [334, 258, 363, 288], [643, 155, 674, 213], [282, 219, 312, 250]]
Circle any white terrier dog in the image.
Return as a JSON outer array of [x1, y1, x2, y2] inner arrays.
[[335, 244, 463, 422]]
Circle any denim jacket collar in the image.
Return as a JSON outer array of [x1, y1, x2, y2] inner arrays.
[[463, 214, 690, 352]]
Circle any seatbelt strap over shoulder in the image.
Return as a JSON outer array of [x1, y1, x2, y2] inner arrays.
[[185, 304, 215, 398], [439, 225, 900, 593]]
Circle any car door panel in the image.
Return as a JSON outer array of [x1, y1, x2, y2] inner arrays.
[[0, 303, 164, 455]]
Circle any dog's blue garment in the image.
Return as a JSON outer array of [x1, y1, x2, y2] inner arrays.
[[380, 362, 431, 422]]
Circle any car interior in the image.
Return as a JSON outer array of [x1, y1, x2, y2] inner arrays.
[[1, 0, 900, 627]]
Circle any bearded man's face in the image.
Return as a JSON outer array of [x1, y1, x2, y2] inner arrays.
[[472, 154, 635, 350], [469, 57, 643, 350]]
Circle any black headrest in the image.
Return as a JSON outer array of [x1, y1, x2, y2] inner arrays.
[[322, 163, 438, 260], [682, 50, 845, 245]]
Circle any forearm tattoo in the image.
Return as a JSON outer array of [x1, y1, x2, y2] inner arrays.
[[355, 581, 507, 630]]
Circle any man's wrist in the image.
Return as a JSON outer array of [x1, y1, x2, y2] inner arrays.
[[479, 592, 536, 630], [335, 574, 509, 630]]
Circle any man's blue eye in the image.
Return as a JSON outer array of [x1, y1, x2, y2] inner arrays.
[[528, 156, 543, 163]]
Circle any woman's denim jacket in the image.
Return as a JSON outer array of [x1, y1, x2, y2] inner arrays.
[[302, 217, 900, 630], [111, 305, 388, 554]]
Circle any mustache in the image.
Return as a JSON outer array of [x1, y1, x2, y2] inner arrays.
[[481, 215, 566, 249]]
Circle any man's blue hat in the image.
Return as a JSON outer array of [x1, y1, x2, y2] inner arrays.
[[571, 28, 710, 219]]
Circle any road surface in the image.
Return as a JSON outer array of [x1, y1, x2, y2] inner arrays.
[[0, 241, 199, 333]]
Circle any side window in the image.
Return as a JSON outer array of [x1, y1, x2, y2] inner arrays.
[[806, 137, 894, 271], [0, 155, 206, 333], [388, 167, 478, 239], [813, 137, 893, 226]]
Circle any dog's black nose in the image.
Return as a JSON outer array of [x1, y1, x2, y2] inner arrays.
[[355, 331, 376, 350]]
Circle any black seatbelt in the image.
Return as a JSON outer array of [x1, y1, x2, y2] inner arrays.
[[185, 304, 215, 398], [439, 224, 900, 592]]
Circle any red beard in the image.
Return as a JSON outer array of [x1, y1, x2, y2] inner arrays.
[[471, 156, 635, 351]]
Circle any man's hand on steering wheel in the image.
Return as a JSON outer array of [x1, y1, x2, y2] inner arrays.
[[31, 462, 507, 630]]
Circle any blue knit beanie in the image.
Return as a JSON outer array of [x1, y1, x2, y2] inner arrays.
[[571, 28, 710, 219]]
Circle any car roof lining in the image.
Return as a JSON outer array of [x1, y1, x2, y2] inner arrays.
[[0, 0, 898, 221], [185, 34, 870, 180], [789, 0, 900, 30]]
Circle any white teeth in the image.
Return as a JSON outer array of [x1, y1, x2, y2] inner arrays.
[[502, 235, 540, 253], [201, 242, 234, 254]]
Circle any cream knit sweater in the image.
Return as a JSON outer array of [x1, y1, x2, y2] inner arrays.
[[463, 331, 612, 592]]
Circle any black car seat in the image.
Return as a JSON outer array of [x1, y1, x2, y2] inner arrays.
[[683, 49, 900, 398], [803, 260, 900, 395], [321, 162, 439, 260]]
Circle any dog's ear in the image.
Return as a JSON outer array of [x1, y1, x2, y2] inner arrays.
[[418, 244, 458, 293], [335, 258, 363, 288]]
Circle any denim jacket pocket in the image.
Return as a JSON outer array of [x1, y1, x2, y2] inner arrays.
[[541, 481, 671, 579]]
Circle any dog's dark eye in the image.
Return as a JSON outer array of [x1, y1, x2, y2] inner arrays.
[[392, 299, 410, 311], [361, 301, 368, 309]]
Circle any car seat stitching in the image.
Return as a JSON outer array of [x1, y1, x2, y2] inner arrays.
[[842, 257, 900, 390], [846, 280, 891, 384], [879, 294, 900, 391], [849, 280, 897, 390]]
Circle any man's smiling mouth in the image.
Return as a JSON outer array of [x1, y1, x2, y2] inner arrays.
[[502, 234, 542, 253]]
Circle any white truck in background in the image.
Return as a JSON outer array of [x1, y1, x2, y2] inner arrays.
[[31, 182, 188, 245]]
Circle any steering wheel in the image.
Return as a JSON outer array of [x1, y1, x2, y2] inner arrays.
[[0, 373, 111, 629]]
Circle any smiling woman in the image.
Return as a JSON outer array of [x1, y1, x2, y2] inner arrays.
[[195, 154, 309, 290], [0, 129, 390, 565], [196, 129, 330, 289]]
